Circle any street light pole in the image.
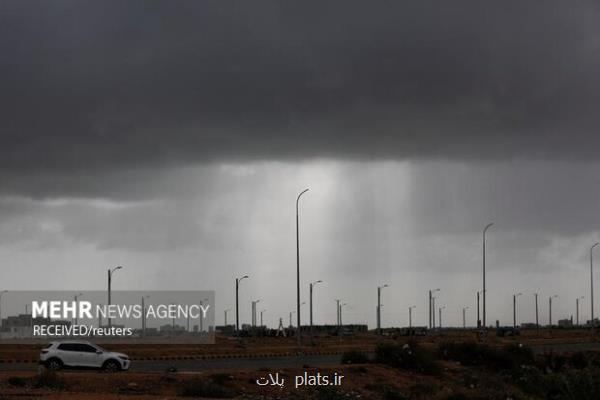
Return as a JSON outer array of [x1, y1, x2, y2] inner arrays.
[[235, 275, 249, 333], [0, 290, 7, 326], [74, 293, 83, 326], [576, 296, 584, 326], [463, 306, 469, 329], [310, 280, 322, 337], [513, 292, 522, 328], [334, 299, 341, 326], [483, 222, 494, 329], [534, 293, 539, 333], [377, 284, 388, 335], [260, 309, 266, 327], [429, 288, 439, 330], [439, 306, 445, 329], [591, 243, 598, 328], [409, 306, 416, 329], [549, 295, 558, 327], [224, 309, 230, 326], [107, 266, 123, 329], [296, 188, 309, 346], [340, 303, 347, 326]]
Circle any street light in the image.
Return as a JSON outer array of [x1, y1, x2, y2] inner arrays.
[[199, 298, 208, 332], [310, 280, 323, 337], [462, 306, 469, 329], [439, 306, 446, 329], [513, 292, 522, 328], [224, 309, 231, 326], [429, 288, 440, 329], [334, 299, 341, 327], [534, 293, 540, 333], [377, 284, 388, 335], [409, 305, 416, 329], [251, 299, 261, 327], [549, 295, 558, 327], [296, 188, 309, 346], [235, 275, 249, 333], [141, 295, 150, 337], [107, 266, 123, 329], [576, 296, 585, 326], [74, 293, 83, 326], [340, 303, 348, 326], [476, 290, 485, 328], [591, 243, 598, 328], [483, 222, 494, 329], [260, 309, 267, 327], [0, 290, 8, 325]]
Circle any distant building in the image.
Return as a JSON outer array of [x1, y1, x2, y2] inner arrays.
[[558, 319, 573, 327]]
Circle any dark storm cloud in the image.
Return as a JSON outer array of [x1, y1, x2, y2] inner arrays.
[[1, 0, 599, 192]]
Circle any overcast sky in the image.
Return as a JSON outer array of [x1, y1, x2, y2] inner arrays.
[[1, 1, 600, 328]]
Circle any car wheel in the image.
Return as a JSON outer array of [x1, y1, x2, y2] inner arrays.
[[46, 358, 63, 371], [103, 359, 120, 373]]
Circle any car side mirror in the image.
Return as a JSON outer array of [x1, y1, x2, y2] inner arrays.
[[96, 350, 103, 354]]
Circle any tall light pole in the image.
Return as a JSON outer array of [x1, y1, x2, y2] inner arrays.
[[463, 306, 469, 329], [513, 292, 522, 328], [141, 295, 150, 336], [199, 298, 208, 332], [235, 275, 249, 333], [534, 293, 539, 333], [310, 280, 322, 336], [477, 290, 485, 328], [591, 243, 598, 328], [549, 295, 558, 327], [429, 288, 440, 329], [334, 299, 341, 326], [340, 303, 347, 326], [377, 284, 388, 335], [439, 306, 446, 329], [482, 222, 494, 329], [251, 299, 260, 327], [0, 290, 7, 326], [260, 309, 266, 327], [409, 306, 416, 329], [576, 296, 584, 326], [74, 293, 83, 326], [107, 266, 123, 329], [296, 188, 309, 346]]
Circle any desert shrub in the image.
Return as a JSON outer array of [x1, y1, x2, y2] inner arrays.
[[310, 385, 346, 400], [380, 385, 410, 400], [544, 367, 600, 400], [34, 370, 67, 390], [341, 350, 369, 364], [210, 373, 233, 385], [375, 342, 440, 375], [7, 376, 26, 387], [541, 351, 568, 373], [438, 342, 533, 371], [569, 351, 589, 369], [179, 378, 234, 398]]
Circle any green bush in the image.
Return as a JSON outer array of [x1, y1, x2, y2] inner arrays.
[[179, 378, 234, 398], [544, 367, 600, 400], [341, 350, 369, 364], [375, 341, 440, 375]]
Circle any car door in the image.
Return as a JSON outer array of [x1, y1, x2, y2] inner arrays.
[[56, 343, 77, 366], [75, 343, 102, 367]]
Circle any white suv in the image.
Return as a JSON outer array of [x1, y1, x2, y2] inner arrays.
[[39, 341, 130, 372]]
